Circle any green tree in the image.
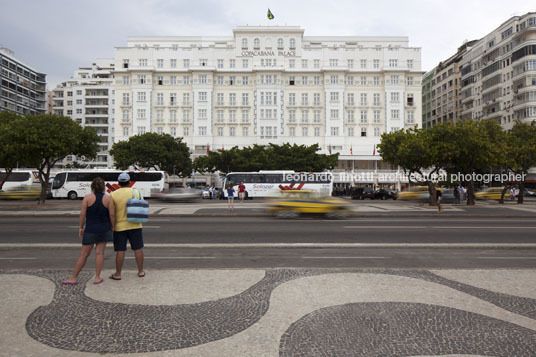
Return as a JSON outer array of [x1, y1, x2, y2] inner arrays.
[[110, 133, 192, 177], [0, 111, 29, 190], [14, 114, 99, 203]]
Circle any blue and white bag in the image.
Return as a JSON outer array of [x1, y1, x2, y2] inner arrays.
[[126, 188, 149, 223]]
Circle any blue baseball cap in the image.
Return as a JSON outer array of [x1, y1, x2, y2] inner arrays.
[[118, 172, 130, 182]]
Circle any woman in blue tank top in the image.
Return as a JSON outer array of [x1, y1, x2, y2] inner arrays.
[[63, 177, 115, 285]]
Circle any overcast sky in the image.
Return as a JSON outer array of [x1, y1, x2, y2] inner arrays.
[[1, 0, 533, 89]]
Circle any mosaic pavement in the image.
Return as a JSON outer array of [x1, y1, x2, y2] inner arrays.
[[1, 269, 535, 356]]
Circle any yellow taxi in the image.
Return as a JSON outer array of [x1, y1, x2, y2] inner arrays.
[[0, 185, 41, 200], [266, 190, 350, 218], [475, 187, 510, 200], [397, 186, 431, 200]]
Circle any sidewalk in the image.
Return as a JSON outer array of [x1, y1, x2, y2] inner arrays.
[[1, 268, 535, 356]]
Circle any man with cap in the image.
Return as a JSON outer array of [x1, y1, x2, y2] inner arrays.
[[109, 172, 145, 280]]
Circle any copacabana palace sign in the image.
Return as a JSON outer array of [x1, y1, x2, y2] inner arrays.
[[241, 50, 296, 57]]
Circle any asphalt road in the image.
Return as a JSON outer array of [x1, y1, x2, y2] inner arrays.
[[1, 216, 536, 269]]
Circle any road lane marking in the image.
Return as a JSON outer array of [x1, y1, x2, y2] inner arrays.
[[125, 256, 216, 259], [477, 257, 536, 259], [0, 257, 37, 260], [301, 256, 388, 259], [344, 226, 536, 229], [2, 243, 536, 248], [68, 226, 161, 229]]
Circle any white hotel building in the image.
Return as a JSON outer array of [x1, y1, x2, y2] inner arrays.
[[113, 26, 422, 185]]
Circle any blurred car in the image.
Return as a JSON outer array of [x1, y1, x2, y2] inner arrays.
[[153, 188, 200, 202], [521, 188, 535, 197], [397, 186, 430, 200], [374, 189, 398, 200], [475, 187, 510, 200], [266, 190, 350, 218], [0, 185, 41, 200], [351, 187, 375, 200]]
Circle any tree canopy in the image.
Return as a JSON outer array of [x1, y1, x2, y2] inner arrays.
[[110, 133, 192, 177], [193, 143, 339, 174], [0, 111, 29, 190]]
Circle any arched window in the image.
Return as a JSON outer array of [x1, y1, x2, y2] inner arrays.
[[277, 38, 284, 50], [254, 38, 260, 50], [241, 38, 248, 50], [289, 38, 296, 50]]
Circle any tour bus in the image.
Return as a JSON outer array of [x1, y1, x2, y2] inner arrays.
[[50, 170, 168, 199], [221, 171, 334, 198], [0, 170, 40, 191]]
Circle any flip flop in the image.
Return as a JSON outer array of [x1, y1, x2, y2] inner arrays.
[[109, 274, 121, 280], [93, 278, 104, 285], [137, 272, 145, 278], [62, 280, 78, 286]]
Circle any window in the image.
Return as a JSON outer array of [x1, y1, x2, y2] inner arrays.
[[289, 93, 296, 106], [348, 127, 354, 136], [122, 110, 129, 122], [199, 92, 207, 101], [314, 93, 320, 106], [170, 127, 176, 136], [183, 59, 190, 68], [170, 93, 177, 105], [302, 59, 308, 68], [373, 93, 380, 106], [170, 110, 177, 122], [314, 59, 320, 68], [242, 127, 249, 136], [137, 109, 146, 119], [242, 38, 248, 50], [391, 109, 400, 119], [170, 59, 177, 68], [183, 93, 190, 105], [331, 127, 339, 136], [123, 127, 129, 136], [122, 59, 129, 69], [183, 127, 189, 136], [198, 109, 207, 119], [301, 76, 308, 85], [217, 59, 224, 68], [289, 127, 296, 137], [139, 59, 147, 67], [217, 127, 223, 136], [289, 38, 296, 49], [229, 127, 236, 136], [302, 127, 308, 137], [314, 110, 321, 123], [360, 59, 367, 69], [229, 93, 236, 105], [157, 59, 163, 68], [373, 59, 380, 69], [347, 110, 355, 123], [157, 93, 164, 105], [229, 110, 236, 123], [407, 60, 413, 69], [361, 128, 367, 137], [229, 76, 235, 85], [76, 108, 82, 114], [242, 59, 248, 68], [330, 75, 338, 84], [199, 75, 207, 84], [183, 76, 190, 85], [314, 76, 320, 85], [301, 110, 309, 123], [242, 93, 249, 105], [391, 92, 399, 102], [373, 76, 380, 86], [217, 110, 224, 123], [229, 59, 236, 68], [216, 76, 223, 86], [199, 59, 208, 66], [242, 110, 249, 123], [183, 110, 190, 122], [170, 76, 177, 85], [360, 76, 367, 86], [156, 76, 163, 85], [156, 110, 163, 123], [374, 127, 380, 137], [391, 75, 399, 85], [360, 93, 367, 106], [137, 92, 146, 102], [242, 76, 249, 85], [407, 111, 415, 123], [389, 59, 398, 67], [329, 59, 338, 67], [289, 59, 295, 68], [347, 59, 354, 68], [330, 109, 339, 119], [289, 110, 296, 123], [330, 92, 339, 102], [360, 110, 368, 123], [347, 93, 354, 105], [76, 99, 82, 105], [302, 93, 309, 105], [122, 76, 129, 85], [407, 76, 413, 86], [347, 76, 354, 85], [138, 75, 146, 84], [278, 38, 284, 50], [199, 126, 207, 136], [76, 90, 83, 95], [407, 93, 414, 106], [314, 127, 320, 137], [254, 38, 260, 49]]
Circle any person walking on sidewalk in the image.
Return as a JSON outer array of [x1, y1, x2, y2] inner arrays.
[[227, 184, 235, 212], [63, 177, 115, 286], [109, 172, 145, 280], [436, 186, 443, 213], [238, 181, 246, 203]]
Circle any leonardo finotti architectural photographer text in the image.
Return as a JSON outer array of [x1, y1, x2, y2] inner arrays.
[[338, 172, 526, 184]]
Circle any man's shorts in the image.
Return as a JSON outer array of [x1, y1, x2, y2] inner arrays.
[[238, 192, 245, 199], [113, 228, 144, 251]]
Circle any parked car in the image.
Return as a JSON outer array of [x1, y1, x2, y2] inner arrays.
[[267, 190, 350, 218], [374, 189, 398, 200], [351, 187, 375, 200], [0, 185, 41, 200]]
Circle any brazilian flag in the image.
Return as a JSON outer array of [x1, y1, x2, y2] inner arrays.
[[267, 8, 274, 20]]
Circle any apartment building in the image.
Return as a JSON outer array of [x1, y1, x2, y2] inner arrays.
[[0, 47, 46, 115], [460, 12, 536, 129], [113, 26, 422, 183], [52, 59, 115, 168]]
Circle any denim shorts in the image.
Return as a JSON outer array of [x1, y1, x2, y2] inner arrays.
[[113, 228, 144, 251], [82, 230, 113, 245]]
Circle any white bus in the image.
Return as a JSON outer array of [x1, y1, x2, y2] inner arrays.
[[50, 170, 168, 199], [221, 171, 334, 198], [0, 170, 40, 191]]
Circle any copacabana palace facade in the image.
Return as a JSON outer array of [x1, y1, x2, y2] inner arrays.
[[113, 26, 423, 187]]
